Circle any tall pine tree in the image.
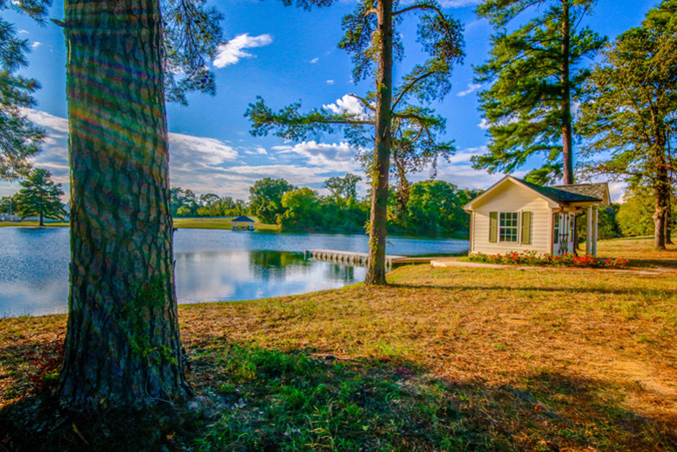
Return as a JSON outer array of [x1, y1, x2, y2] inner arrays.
[[578, 0, 677, 250], [247, 0, 464, 284], [59, 0, 223, 410], [14, 168, 65, 226], [472, 0, 605, 185], [0, 0, 50, 180]]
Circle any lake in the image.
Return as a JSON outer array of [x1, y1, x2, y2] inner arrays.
[[0, 227, 468, 318]]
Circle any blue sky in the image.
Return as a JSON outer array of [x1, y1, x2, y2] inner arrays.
[[0, 0, 660, 201]]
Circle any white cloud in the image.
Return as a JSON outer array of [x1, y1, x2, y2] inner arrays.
[[18, 29, 29, 34], [478, 115, 521, 130], [30, 41, 41, 49], [326, 80, 335, 85], [608, 182, 626, 203], [245, 146, 268, 156], [169, 133, 238, 165], [323, 94, 371, 120], [213, 34, 273, 68], [458, 83, 481, 97], [4, 110, 368, 200], [438, 0, 482, 7], [310, 57, 319, 64], [446, 146, 487, 164], [272, 141, 360, 172]]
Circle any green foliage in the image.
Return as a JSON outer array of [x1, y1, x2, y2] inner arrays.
[[473, 0, 605, 181], [246, 0, 464, 165], [0, 0, 50, 180], [616, 188, 659, 237], [192, 346, 470, 452], [170, 176, 477, 235], [249, 178, 295, 224], [575, 205, 621, 242], [578, 0, 677, 197], [246, 0, 465, 283], [278, 187, 322, 230], [389, 180, 477, 236], [171, 188, 249, 218], [14, 168, 65, 225], [161, 0, 224, 105], [0, 195, 17, 214], [324, 173, 361, 202], [171, 187, 199, 216], [578, 0, 677, 247]]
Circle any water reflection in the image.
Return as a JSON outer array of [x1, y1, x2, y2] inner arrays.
[[0, 227, 467, 317]]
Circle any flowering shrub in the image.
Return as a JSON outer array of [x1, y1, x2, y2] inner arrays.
[[468, 251, 627, 269]]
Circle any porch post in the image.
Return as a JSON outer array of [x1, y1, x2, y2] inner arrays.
[[586, 205, 593, 254], [592, 205, 599, 256]]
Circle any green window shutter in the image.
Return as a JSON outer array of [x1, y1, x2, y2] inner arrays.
[[521, 211, 532, 245], [489, 212, 498, 243]]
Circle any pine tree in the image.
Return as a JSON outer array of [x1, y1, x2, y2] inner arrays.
[[578, 0, 677, 250], [246, 0, 464, 284], [14, 168, 65, 225], [59, 0, 223, 410], [472, 0, 605, 185], [0, 0, 50, 180]]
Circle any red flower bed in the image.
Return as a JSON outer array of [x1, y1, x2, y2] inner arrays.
[[468, 251, 627, 269]]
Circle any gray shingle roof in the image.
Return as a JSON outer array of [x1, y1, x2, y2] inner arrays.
[[519, 179, 605, 203]]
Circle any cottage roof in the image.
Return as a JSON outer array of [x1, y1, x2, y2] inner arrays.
[[231, 215, 255, 223], [464, 176, 610, 210], [519, 180, 606, 203]]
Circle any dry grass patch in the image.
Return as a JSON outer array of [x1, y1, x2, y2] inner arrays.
[[1, 237, 676, 450]]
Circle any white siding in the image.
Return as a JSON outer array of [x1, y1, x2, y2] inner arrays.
[[471, 182, 553, 255]]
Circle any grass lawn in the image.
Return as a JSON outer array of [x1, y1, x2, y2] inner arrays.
[[1, 237, 676, 451], [0, 222, 68, 228], [172, 217, 280, 232]]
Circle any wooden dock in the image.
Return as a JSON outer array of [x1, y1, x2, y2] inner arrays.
[[304, 249, 443, 269]]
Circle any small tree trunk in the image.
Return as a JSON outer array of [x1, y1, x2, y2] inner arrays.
[[665, 200, 673, 245], [59, 0, 190, 409], [365, 0, 393, 286], [653, 151, 670, 251], [560, 0, 574, 185], [39, 211, 44, 227]]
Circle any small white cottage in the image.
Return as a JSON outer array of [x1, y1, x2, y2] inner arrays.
[[464, 176, 610, 256]]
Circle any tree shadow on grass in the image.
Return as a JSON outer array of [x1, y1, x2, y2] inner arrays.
[[1, 341, 676, 452]]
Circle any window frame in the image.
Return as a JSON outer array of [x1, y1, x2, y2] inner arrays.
[[498, 211, 520, 243]]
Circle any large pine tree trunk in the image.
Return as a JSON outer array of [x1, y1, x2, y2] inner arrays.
[[365, 0, 393, 286], [560, 0, 574, 185], [59, 0, 190, 409]]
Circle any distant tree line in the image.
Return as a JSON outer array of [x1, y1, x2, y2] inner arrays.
[[170, 173, 479, 237]]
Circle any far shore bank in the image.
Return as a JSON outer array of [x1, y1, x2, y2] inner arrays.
[[0, 218, 470, 240]]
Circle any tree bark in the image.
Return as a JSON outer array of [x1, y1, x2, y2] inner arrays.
[[560, 0, 574, 185], [59, 0, 190, 409], [665, 198, 673, 245], [653, 163, 669, 251], [365, 0, 393, 286]]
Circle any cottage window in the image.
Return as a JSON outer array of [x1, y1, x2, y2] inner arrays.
[[499, 212, 519, 242]]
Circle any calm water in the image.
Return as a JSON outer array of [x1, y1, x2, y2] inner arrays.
[[0, 227, 468, 317]]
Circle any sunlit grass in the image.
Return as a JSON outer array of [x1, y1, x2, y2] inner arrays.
[[172, 217, 280, 231], [1, 236, 676, 450], [0, 221, 68, 228]]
